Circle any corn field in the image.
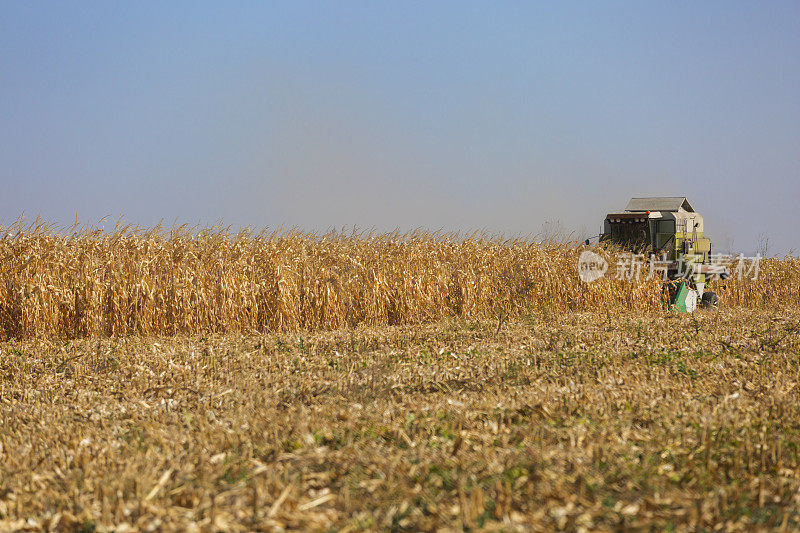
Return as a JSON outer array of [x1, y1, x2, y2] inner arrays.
[[1, 221, 797, 339], [3, 221, 800, 531]]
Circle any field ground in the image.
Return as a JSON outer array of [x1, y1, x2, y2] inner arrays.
[[2, 308, 800, 531]]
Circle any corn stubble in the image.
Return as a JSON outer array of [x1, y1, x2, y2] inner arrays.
[[2, 311, 800, 531], [1, 222, 797, 339]]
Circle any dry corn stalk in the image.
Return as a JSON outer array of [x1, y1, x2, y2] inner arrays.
[[0, 220, 796, 338]]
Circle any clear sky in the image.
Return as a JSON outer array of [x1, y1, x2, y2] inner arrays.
[[2, 2, 798, 254]]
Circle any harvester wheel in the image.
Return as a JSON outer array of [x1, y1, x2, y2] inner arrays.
[[700, 291, 719, 309]]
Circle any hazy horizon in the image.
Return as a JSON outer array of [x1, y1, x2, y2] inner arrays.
[[2, 2, 798, 255]]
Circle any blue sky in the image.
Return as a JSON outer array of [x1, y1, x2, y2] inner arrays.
[[2, 2, 798, 254]]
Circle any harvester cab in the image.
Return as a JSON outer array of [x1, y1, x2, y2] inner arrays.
[[597, 197, 728, 312]]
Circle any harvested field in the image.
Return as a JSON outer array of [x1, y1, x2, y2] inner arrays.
[[2, 309, 800, 531]]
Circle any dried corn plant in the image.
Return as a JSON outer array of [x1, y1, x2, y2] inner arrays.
[[0, 220, 796, 339]]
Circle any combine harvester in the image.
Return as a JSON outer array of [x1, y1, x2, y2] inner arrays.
[[597, 197, 728, 312]]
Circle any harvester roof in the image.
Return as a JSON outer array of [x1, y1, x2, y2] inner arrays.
[[625, 197, 695, 213]]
